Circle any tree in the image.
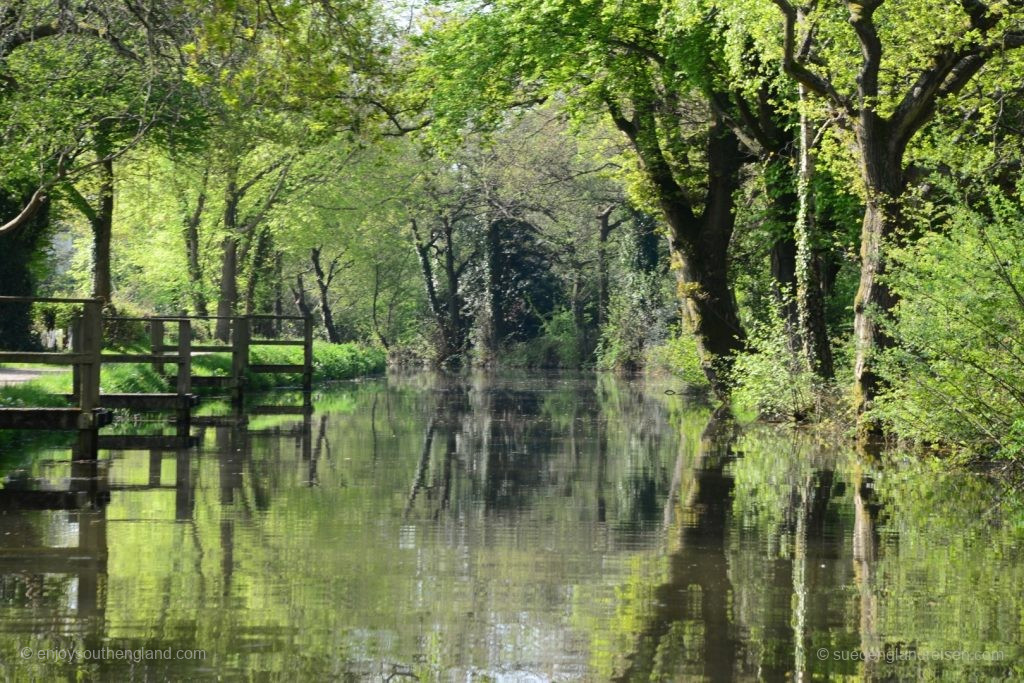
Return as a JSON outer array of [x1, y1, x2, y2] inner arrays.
[[769, 0, 1024, 432], [412, 0, 838, 396]]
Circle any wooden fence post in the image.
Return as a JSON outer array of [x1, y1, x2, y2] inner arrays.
[[71, 313, 82, 403], [176, 318, 192, 428], [231, 315, 250, 404], [151, 319, 165, 376], [303, 315, 313, 394], [76, 300, 103, 457]]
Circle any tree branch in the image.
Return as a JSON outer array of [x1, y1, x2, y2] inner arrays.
[[0, 187, 47, 236], [772, 0, 852, 114], [62, 183, 98, 224], [844, 0, 884, 101]]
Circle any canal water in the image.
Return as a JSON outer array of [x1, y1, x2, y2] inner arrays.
[[0, 372, 1021, 680]]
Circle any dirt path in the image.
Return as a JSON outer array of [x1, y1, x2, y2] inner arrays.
[[0, 367, 64, 388]]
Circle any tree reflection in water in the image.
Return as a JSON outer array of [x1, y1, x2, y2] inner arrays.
[[0, 372, 1020, 680]]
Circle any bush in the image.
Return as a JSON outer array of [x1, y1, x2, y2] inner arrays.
[[731, 308, 830, 422], [596, 271, 673, 371], [645, 324, 709, 389], [501, 309, 586, 369], [874, 185, 1024, 458]]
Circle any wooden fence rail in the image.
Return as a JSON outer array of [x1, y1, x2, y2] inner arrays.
[[0, 296, 109, 454], [150, 314, 313, 404], [1, 299, 315, 455]]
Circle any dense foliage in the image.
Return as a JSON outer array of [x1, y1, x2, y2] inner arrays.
[[3, 0, 1024, 457]]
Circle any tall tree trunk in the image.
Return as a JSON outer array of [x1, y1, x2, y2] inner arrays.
[[246, 228, 276, 335], [215, 235, 238, 342], [91, 132, 115, 303], [183, 169, 209, 316], [273, 252, 283, 336], [795, 88, 835, 379], [371, 263, 391, 350], [667, 124, 746, 398], [610, 96, 746, 398], [310, 246, 341, 343], [766, 160, 800, 339], [852, 126, 906, 429], [442, 221, 464, 354], [244, 227, 271, 315], [215, 171, 240, 342], [483, 218, 502, 356], [597, 206, 614, 327]]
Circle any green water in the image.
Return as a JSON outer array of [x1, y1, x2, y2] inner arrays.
[[0, 372, 1021, 680]]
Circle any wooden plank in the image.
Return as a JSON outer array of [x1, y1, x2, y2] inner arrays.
[[191, 415, 247, 427], [191, 375, 231, 387], [0, 296, 99, 304], [0, 352, 89, 365], [102, 353, 183, 364], [249, 405, 313, 415], [248, 339, 305, 346], [97, 434, 197, 450], [0, 489, 101, 510], [0, 408, 111, 430], [190, 344, 232, 352], [60, 393, 199, 411], [249, 364, 305, 374]]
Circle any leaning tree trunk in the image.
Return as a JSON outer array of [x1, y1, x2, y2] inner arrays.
[[292, 273, 313, 319], [612, 101, 747, 398], [310, 246, 341, 343]]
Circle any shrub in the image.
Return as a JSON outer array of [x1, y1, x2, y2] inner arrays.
[[502, 309, 586, 369], [645, 324, 709, 389], [731, 308, 829, 422], [596, 271, 673, 371], [874, 185, 1024, 458]]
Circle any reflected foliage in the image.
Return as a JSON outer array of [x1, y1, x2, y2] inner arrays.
[[0, 374, 1021, 679]]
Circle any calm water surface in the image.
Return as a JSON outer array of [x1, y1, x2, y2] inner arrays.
[[0, 372, 1021, 681]]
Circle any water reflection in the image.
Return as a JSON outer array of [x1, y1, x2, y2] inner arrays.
[[0, 372, 1020, 680]]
